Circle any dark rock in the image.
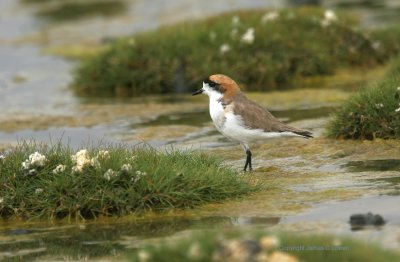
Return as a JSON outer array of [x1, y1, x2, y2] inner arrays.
[[350, 212, 385, 230]]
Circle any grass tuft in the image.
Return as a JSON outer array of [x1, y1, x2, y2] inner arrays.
[[72, 7, 395, 97], [0, 141, 257, 220], [327, 57, 400, 139]]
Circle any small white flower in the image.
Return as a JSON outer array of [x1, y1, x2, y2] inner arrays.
[[35, 188, 43, 194], [53, 164, 66, 174], [0, 197, 4, 204], [324, 9, 337, 22], [97, 150, 110, 159], [25, 152, 46, 167], [71, 149, 91, 173], [103, 169, 117, 180], [121, 163, 132, 172], [321, 9, 337, 27], [126, 155, 137, 161], [261, 11, 279, 23], [0, 155, 5, 160], [90, 158, 101, 169], [232, 15, 240, 25], [134, 170, 147, 183], [395, 107, 400, 112], [209, 31, 217, 41], [22, 160, 30, 170], [375, 103, 384, 109], [135, 170, 147, 176], [29, 169, 37, 175], [241, 28, 255, 44], [219, 44, 231, 54]]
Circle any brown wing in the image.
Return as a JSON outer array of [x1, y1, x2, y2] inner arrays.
[[231, 93, 313, 138]]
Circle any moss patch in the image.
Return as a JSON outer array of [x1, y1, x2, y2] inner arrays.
[[73, 7, 393, 97], [327, 57, 400, 139], [0, 141, 257, 220]]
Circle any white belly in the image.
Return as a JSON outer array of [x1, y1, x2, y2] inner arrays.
[[209, 98, 225, 132], [220, 112, 303, 143]]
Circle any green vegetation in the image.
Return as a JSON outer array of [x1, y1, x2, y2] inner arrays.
[[73, 8, 397, 97], [0, 141, 256, 220], [35, 1, 127, 22], [127, 230, 400, 262], [327, 57, 400, 139]]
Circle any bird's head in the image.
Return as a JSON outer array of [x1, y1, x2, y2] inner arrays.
[[192, 74, 240, 100]]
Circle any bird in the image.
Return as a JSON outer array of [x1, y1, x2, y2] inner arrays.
[[192, 74, 313, 172]]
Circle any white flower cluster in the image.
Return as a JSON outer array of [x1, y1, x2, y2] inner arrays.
[[22, 152, 47, 174], [71, 149, 111, 173], [71, 149, 91, 173], [103, 169, 118, 180], [133, 170, 147, 183], [218, 12, 265, 55], [0, 154, 5, 160], [241, 27, 255, 44], [103, 164, 137, 181], [121, 163, 133, 173], [53, 164, 66, 174], [220, 44, 231, 54], [16, 148, 142, 180], [261, 11, 279, 23]]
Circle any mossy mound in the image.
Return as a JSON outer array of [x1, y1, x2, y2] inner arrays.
[[0, 141, 256, 220], [327, 57, 400, 139], [73, 8, 394, 97]]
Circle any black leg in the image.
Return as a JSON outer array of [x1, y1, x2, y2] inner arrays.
[[244, 149, 252, 172]]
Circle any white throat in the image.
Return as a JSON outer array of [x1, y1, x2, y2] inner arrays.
[[202, 82, 223, 101], [202, 82, 224, 129]]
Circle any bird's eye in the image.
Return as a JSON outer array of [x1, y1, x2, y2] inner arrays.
[[204, 79, 218, 88]]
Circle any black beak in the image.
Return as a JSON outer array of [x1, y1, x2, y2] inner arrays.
[[192, 89, 203, 96]]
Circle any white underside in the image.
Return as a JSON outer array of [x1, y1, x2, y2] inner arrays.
[[203, 83, 302, 146], [221, 112, 302, 144]]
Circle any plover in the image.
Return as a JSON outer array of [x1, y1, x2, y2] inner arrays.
[[192, 74, 313, 171]]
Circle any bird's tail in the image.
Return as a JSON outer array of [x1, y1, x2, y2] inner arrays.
[[292, 129, 313, 139]]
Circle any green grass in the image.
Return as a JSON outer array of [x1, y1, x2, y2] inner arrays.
[[73, 7, 394, 97], [327, 57, 400, 139], [0, 141, 257, 220], [127, 230, 400, 262]]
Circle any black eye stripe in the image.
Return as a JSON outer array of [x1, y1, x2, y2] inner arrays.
[[204, 79, 218, 88]]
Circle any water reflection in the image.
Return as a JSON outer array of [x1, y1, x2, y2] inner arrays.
[[34, 1, 128, 23], [345, 159, 400, 172], [0, 215, 279, 260]]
